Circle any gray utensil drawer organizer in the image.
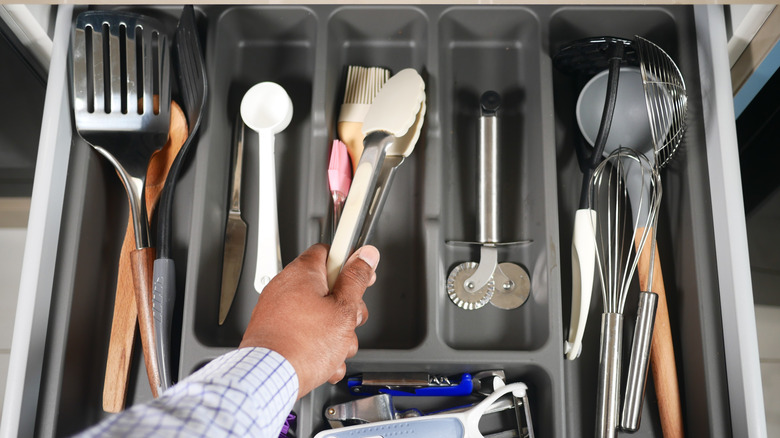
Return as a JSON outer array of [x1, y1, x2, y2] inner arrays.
[[3, 4, 765, 438]]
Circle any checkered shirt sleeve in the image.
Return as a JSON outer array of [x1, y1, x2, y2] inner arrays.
[[76, 347, 298, 437]]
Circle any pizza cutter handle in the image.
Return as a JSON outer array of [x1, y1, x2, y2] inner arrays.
[[478, 91, 501, 244]]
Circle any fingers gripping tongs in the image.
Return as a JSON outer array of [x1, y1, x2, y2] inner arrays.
[[326, 69, 426, 288]]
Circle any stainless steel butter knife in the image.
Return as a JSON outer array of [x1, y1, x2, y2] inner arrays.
[[219, 115, 248, 325]]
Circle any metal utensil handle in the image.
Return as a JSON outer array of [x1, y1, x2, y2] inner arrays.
[[230, 118, 245, 212], [355, 155, 404, 247], [595, 313, 623, 438], [152, 257, 176, 391], [621, 291, 658, 431], [478, 91, 500, 243], [326, 131, 393, 289]]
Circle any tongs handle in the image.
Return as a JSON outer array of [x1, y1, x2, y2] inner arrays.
[[326, 131, 394, 289], [355, 155, 404, 248]]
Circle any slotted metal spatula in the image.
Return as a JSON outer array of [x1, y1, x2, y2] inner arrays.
[[72, 10, 171, 397]]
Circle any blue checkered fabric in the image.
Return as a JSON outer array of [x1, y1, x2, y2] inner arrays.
[[77, 348, 298, 437]]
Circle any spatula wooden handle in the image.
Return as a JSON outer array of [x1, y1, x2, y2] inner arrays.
[[103, 222, 140, 412], [130, 247, 161, 398], [635, 237, 684, 438]]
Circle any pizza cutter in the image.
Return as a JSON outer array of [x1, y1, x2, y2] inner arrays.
[[446, 91, 531, 310]]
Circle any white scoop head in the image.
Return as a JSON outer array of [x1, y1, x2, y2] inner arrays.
[[240, 82, 293, 134]]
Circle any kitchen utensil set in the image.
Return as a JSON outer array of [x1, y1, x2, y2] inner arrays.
[[70, 7, 689, 434], [72, 6, 207, 405], [72, 10, 171, 400], [327, 371, 527, 433], [316, 382, 534, 438], [555, 34, 688, 437]]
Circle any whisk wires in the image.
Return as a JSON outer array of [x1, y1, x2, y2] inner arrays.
[[590, 148, 659, 314]]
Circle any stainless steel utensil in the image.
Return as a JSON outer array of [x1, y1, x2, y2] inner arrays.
[[553, 37, 632, 360], [152, 4, 208, 392], [446, 91, 530, 311], [589, 148, 655, 438], [326, 394, 398, 428], [72, 10, 171, 397], [575, 66, 662, 420], [218, 115, 248, 325], [619, 148, 663, 433], [326, 68, 426, 289], [637, 36, 687, 171]]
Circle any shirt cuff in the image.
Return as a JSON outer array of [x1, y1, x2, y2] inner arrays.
[[184, 346, 300, 401]]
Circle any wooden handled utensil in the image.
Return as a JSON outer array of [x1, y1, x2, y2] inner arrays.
[[103, 102, 187, 412], [635, 35, 687, 438], [72, 10, 172, 408]]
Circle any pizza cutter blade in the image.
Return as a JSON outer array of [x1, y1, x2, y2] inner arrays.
[[447, 261, 495, 310], [490, 263, 531, 310]]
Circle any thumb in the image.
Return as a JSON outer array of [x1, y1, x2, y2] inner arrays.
[[331, 246, 380, 303]]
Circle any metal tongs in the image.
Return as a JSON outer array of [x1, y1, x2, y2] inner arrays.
[[326, 69, 426, 288]]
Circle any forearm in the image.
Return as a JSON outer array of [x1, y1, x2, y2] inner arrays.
[[77, 348, 298, 437]]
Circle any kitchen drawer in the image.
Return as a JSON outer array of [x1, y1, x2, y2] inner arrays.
[[1, 4, 765, 438]]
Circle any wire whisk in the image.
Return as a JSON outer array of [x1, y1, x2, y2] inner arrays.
[[590, 147, 659, 438]]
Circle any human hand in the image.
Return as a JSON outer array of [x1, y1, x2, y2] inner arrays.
[[239, 243, 379, 399]]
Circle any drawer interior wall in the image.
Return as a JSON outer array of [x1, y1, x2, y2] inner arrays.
[[38, 5, 729, 438]]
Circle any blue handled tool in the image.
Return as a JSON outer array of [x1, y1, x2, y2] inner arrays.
[[346, 371, 510, 397]]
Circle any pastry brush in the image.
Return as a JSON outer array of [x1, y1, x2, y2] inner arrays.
[[328, 139, 352, 238], [338, 66, 390, 173]]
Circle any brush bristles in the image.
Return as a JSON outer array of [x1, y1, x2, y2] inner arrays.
[[343, 66, 390, 105]]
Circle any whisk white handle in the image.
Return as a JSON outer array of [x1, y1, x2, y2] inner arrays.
[[566, 208, 597, 360]]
